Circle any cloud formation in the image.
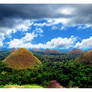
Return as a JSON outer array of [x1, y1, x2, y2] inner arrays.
[[75, 36, 92, 49], [8, 35, 77, 49], [0, 4, 92, 50], [0, 33, 5, 47], [0, 4, 92, 34]]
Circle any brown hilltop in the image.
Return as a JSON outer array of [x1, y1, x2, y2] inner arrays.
[[3, 48, 41, 69], [32, 48, 61, 53], [45, 49, 61, 53], [32, 48, 43, 52], [67, 48, 83, 54], [76, 50, 92, 65], [32, 48, 40, 52], [11, 47, 17, 52], [48, 80, 64, 88]]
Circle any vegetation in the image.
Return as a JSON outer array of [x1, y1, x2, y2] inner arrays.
[[0, 59, 92, 88], [0, 48, 92, 88], [76, 50, 92, 65], [3, 84, 43, 88], [0, 50, 11, 60]]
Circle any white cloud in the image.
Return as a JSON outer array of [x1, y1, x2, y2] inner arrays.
[[34, 28, 43, 33], [0, 41, 3, 47], [75, 36, 92, 49], [8, 39, 24, 48], [33, 28, 44, 37], [8, 35, 77, 49], [8, 28, 44, 48], [8, 32, 37, 48], [33, 22, 48, 27], [33, 18, 70, 28], [22, 33, 37, 42], [0, 19, 32, 39], [29, 36, 77, 49], [53, 18, 71, 25], [57, 8, 74, 15], [14, 19, 32, 31], [77, 24, 92, 30], [0, 33, 5, 47], [6, 19, 32, 35], [43, 35, 77, 49]]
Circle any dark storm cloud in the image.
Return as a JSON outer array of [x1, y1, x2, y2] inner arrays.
[[0, 4, 92, 32], [0, 4, 64, 29]]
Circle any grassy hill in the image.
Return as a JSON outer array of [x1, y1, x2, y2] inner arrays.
[[76, 50, 92, 65], [67, 48, 83, 54], [3, 48, 41, 69]]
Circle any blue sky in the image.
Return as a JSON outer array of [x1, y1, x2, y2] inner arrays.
[[0, 18, 92, 51], [0, 5, 92, 51]]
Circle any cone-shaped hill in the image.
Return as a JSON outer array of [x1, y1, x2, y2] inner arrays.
[[67, 48, 83, 54], [3, 48, 41, 69], [76, 50, 92, 65]]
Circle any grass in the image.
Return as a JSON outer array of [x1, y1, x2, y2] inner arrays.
[[2, 84, 43, 88], [22, 84, 43, 88]]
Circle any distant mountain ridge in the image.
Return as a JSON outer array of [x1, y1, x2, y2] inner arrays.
[[32, 48, 61, 54], [32, 48, 83, 54]]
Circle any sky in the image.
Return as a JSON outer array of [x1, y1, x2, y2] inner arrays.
[[0, 4, 92, 51]]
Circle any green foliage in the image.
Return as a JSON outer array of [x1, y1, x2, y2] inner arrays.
[[2, 84, 43, 88], [0, 53, 92, 88]]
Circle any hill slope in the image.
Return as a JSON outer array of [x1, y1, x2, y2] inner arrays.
[[3, 48, 41, 69], [67, 48, 83, 54], [76, 50, 92, 65], [45, 49, 61, 53]]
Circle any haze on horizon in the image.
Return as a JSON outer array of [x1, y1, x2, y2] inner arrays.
[[0, 4, 92, 51]]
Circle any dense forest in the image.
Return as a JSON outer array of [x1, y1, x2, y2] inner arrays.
[[0, 49, 92, 88]]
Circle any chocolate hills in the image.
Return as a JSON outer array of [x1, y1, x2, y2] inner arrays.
[[3, 48, 41, 69], [67, 48, 83, 54], [45, 49, 61, 53], [32, 48, 61, 54], [76, 50, 92, 65]]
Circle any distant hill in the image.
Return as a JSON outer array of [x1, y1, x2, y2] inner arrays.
[[32, 48, 61, 54], [32, 48, 41, 52], [67, 48, 83, 54], [3, 48, 41, 69], [11, 47, 17, 52], [45, 49, 61, 53], [76, 50, 92, 65]]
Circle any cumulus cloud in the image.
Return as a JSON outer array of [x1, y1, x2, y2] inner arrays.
[[0, 33, 5, 47], [77, 24, 92, 30], [8, 35, 77, 49], [0, 42, 3, 47], [39, 36, 77, 49], [8, 31, 38, 48], [1, 4, 92, 49], [33, 18, 70, 27], [8, 34, 36, 48], [75, 36, 92, 49], [8, 27, 44, 48], [22, 33, 37, 42], [34, 28, 43, 33], [8, 39, 24, 48], [5, 19, 32, 35]]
